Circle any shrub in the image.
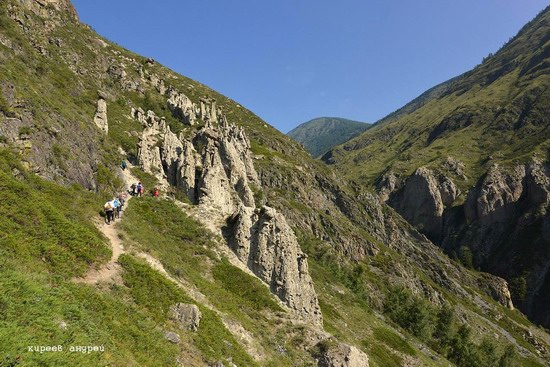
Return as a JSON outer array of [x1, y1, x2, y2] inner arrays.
[[384, 286, 436, 341]]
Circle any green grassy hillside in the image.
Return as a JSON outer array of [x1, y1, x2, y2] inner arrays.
[[325, 6, 550, 187]]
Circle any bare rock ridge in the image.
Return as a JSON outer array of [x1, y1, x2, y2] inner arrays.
[[17, 0, 78, 21], [134, 89, 322, 325]]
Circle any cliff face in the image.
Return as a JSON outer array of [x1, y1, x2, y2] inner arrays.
[[383, 159, 550, 323]]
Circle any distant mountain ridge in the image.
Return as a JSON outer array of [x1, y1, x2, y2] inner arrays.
[[287, 117, 370, 157]]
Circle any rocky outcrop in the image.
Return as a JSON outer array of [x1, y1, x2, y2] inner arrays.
[[191, 120, 259, 214], [135, 109, 166, 184], [228, 205, 323, 326], [170, 303, 202, 332], [176, 141, 199, 203], [133, 110, 322, 325], [389, 167, 459, 241], [477, 273, 514, 309], [376, 171, 397, 202], [93, 96, 108, 134], [316, 341, 369, 367], [465, 164, 526, 225], [18, 0, 79, 22], [167, 88, 197, 126]]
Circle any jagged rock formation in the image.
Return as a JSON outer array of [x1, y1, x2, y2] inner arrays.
[[135, 108, 167, 185], [316, 341, 370, 367], [133, 104, 322, 325], [167, 88, 197, 126], [17, 0, 78, 21], [93, 95, 108, 134], [384, 159, 550, 316], [228, 205, 323, 325]]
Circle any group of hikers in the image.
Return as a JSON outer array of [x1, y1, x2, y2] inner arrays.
[[103, 194, 126, 225], [103, 180, 161, 224]]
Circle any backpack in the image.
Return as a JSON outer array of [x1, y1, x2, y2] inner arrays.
[[104, 202, 113, 210]]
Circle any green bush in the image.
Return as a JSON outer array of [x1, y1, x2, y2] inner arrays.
[[96, 164, 124, 194], [384, 287, 435, 340]]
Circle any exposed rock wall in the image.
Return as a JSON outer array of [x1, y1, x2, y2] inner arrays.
[[389, 167, 459, 242], [228, 205, 323, 326]]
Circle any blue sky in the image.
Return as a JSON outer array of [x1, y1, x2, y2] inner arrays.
[[71, 0, 549, 133]]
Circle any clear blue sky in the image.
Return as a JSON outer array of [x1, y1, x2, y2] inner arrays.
[[71, 0, 549, 133]]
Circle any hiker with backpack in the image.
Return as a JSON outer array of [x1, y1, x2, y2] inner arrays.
[[112, 197, 120, 222], [137, 182, 143, 197], [153, 186, 159, 197], [104, 199, 115, 225], [130, 183, 137, 196], [115, 195, 123, 219], [121, 159, 127, 171]]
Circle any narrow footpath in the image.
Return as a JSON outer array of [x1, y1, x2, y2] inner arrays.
[[76, 164, 138, 285]]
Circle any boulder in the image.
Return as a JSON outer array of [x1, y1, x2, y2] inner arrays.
[[170, 303, 202, 331], [316, 341, 369, 367], [164, 331, 180, 344]]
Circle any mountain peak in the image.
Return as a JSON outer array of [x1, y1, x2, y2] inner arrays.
[[287, 116, 370, 157]]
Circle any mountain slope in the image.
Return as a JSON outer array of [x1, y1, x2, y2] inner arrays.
[[325, 5, 550, 330], [1, 1, 549, 366], [287, 117, 370, 157]]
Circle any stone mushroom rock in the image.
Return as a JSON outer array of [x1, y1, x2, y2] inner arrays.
[[93, 94, 108, 134], [191, 122, 259, 214], [162, 127, 184, 185], [170, 303, 202, 331], [136, 110, 167, 184], [176, 140, 199, 203], [228, 205, 323, 326]]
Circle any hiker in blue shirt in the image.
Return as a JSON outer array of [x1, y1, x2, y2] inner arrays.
[[113, 198, 120, 220]]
